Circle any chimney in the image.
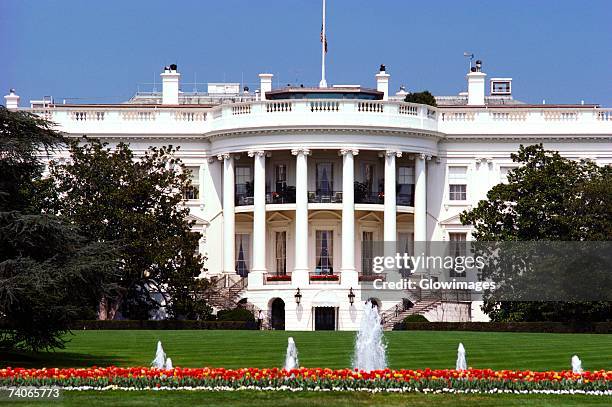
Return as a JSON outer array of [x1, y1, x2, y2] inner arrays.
[[375, 64, 390, 101], [160, 64, 180, 105], [258, 73, 273, 101], [467, 60, 486, 105], [4, 89, 19, 110]]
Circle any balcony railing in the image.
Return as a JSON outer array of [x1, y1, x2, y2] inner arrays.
[[235, 193, 254, 206], [355, 192, 384, 204], [266, 189, 296, 204], [308, 191, 343, 203]]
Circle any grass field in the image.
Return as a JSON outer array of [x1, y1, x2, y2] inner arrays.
[[4, 390, 612, 407], [2, 330, 611, 371]]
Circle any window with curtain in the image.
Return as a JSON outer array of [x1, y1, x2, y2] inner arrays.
[[398, 232, 414, 277], [361, 231, 374, 274], [235, 233, 251, 277], [449, 232, 467, 277], [275, 164, 287, 192], [363, 163, 374, 192], [275, 231, 287, 275], [316, 163, 333, 195], [316, 230, 333, 274]]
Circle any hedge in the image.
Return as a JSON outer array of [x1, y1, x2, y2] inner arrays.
[[392, 321, 612, 333], [69, 320, 258, 330]]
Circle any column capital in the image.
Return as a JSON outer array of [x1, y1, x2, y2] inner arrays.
[[291, 148, 311, 156], [247, 150, 266, 158], [339, 148, 359, 156], [417, 153, 432, 160], [206, 156, 216, 163], [217, 153, 232, 161], [381, 150, 402, 158]]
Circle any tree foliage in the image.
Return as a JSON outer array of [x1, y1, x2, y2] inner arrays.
[[44, 139, 209, 320], [404, 90, 437, 107], [461, 144, 612, 322], [0, 107, 118, 351]]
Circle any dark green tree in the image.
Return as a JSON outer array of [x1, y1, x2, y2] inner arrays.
[[0, 107, 118, 351], [461, 144, 612, 322], [404, 90, 437, 107], [45, 139, 209, 320]]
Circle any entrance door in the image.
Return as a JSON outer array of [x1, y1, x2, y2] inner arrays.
[[314, 307, 336, 330], [271, 298, 285, 330]]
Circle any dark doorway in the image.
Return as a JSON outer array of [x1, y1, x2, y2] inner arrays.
[[271, 298, 285, 330], [314, 307, 336, 330]]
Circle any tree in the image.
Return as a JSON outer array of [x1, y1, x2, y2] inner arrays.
[[0, 107, 118, 351], [461, 144, 612, 322], [404, 91, 437, 107], [45, 138, 209, 320]]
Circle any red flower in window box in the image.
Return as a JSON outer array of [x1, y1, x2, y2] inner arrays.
[[310, 274, 339, 281], [266, 274, 291, 282]]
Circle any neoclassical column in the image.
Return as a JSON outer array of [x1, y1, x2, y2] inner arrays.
[[383, 150, 402, 242], [218, 153, 235, 274], [414, 153, 430, 242], [291, 148, 311, 285], [248, 150, 266, 286], [340, 148, 358, 282]]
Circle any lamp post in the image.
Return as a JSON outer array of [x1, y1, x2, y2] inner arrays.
[[294, 288, 302, 305], [348, 287, 355, 306]]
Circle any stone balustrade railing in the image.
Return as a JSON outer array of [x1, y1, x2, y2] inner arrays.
[[24, 102, 612, 137]]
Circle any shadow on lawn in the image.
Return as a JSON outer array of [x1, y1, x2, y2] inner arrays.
[[0, 351, 127, 368]]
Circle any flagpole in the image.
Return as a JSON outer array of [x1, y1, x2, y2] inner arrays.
[[319, 0, 327, 88]]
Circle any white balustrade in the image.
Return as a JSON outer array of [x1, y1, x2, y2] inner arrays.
[[398, 104, 418, 115], [266, 101, 292, 112], [310, 100, 339, 112], [357, 101, 384, 113], [542, 111, 578, 121], [121, 111, 157, 121], [232, 104, 252, 115], [441, 111, 476, 121], [490, 111, 527, 121]]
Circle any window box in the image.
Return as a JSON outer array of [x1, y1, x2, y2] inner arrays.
[[266, 274, 291, 282], [309, 274, 339, 282]]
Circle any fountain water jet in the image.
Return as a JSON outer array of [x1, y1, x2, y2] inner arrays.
[[284, 337, 299, 370], [165, 357, 173, 370], [352, 300, 386, 372], [151, 341, 166, 369], [571, 355, 583, 374], [456, 343, 467, 371]]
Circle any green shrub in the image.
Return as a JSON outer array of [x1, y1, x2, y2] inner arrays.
[[403, 314, 429, 323], [216, 308, 255, 322], [404, 90, 437, 107]]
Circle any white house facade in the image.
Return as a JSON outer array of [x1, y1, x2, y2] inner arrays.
[[6, 61, 612, 330]]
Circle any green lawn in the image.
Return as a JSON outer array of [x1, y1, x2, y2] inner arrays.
[[3, 390, 611, 407], [2, 330, 611, 371]]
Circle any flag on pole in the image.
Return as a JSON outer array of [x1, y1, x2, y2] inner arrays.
[[320, 24, 328, 53]]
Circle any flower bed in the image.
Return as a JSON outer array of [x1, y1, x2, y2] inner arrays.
[[1, 367, 610, 395]]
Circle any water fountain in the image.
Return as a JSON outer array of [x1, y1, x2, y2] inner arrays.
[[165, 357, 173, 370], [352, 300, 387, 372], [284, 337, 299, 370], [571, 355, 583, 374], [456, 343, 467, 371], [151, 341, 166, 369]]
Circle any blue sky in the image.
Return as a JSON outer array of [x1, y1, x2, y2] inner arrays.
[[2, 0, 611, 106]]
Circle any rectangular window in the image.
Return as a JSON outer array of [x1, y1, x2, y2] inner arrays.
[[449, 233, 467, 278], [397, 166, 414, 205], [183, 166, 200, 200], [316, 163, 334, 195], [235, 166, 252, 195], [275, 164, 287, 192], [398, 232, 414, 276], [448, 166, 467, 201], [361, 231, 374, 274], [235, 233, 251, 276], [449, 184, 467, 201], [363, 163, 374, 192], [315, 230, 333, 274], [275, 231, 287, 275]]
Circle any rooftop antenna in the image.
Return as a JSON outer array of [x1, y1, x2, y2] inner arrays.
[[319, 0, 328, 88], [463, 52, 474, 72]]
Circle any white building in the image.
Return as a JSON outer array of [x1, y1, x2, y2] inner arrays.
[[6, 62, 612, 330]]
